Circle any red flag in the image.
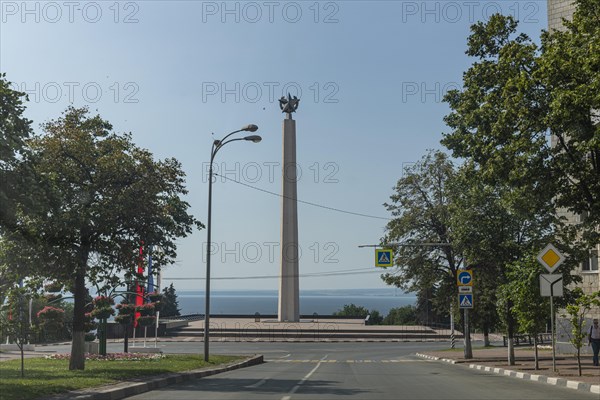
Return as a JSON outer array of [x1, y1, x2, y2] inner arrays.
[[134, 244, 144, 327]]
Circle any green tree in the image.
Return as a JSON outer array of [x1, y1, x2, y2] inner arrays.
[[333, 304, 369, 317], [413, 287, 448, 326], [0, 73, 33, 230], [440, 10, 594, 363], [0, 287, 35, 377], [0, 75, 38, 303], [500, 253, 550, 370], [333, 304, 382, 324], [442, 1, 600, 247], [537, 0, 600, 243], [448, 163, 559, 362], [5, 107, 201, 370], [368, 310, 383, 325], [383, 305, 417, 325], [560, 289, 600, 376], [381, 151, 462, 328], [161, 283, 181, 318]]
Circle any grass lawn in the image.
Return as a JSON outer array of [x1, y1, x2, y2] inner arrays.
[[0, 354, 242, 400]]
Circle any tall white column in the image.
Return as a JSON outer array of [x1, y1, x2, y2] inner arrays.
[[278, 116, 300, 322]]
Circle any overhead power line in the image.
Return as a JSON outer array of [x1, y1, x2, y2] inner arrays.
[[164, 267, 384, 281], [213, 173, 392, 221]]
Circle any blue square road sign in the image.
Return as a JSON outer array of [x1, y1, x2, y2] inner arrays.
[[459, 294, 473, 308], [375, 249, 393, 268]]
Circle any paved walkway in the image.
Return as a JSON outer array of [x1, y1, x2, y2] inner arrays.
[[420, 346, 600, 386], [185, 317, 433, 331], [0, 350, 54, 362]]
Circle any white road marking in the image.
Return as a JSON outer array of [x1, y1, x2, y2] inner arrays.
[[269, 358, 426, 363], [280, 355, 327, 400], [246, 379, 267, 389]]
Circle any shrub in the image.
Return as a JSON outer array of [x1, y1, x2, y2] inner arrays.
[[137, 315, 156, 327]]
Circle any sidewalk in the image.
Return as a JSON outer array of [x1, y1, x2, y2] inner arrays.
[[418, 346, 600, 391], [0, 350, 53, 362]]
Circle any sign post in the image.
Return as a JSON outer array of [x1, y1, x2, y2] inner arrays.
[[457, 270, 473, 359], [550, 294, 555, 371], [537, 244, 566, 372], [450, 303, 455, 349]]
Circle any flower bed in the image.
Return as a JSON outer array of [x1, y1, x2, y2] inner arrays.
[[136, 303, 156, 316], [44, 352, 165, 361], [91, 306, 114, 319], [137, 315, 156, 326], [115, 303, 136, 314], [92, 295, 115, 308], [37, 306, 65, 320]]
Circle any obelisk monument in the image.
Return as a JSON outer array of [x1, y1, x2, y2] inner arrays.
[[278, 94, 300, 322]]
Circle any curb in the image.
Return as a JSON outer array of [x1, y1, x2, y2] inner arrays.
[[415, 353, 600, 394], [42, 355, 264, 400], [161, 338, 452, 343], [415, 353, 457, 364]]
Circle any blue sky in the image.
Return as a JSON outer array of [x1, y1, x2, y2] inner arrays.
[[1, 1, 548, 291]]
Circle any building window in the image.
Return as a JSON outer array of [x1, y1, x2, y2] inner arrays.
[[582, 250, 599, 272]]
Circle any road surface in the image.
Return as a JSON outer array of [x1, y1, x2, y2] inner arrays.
[[73, 341, 597, 400]]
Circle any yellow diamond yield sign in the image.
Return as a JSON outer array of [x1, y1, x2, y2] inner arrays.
[[537, 244, 566, 274], [542, 250, 560, 267]]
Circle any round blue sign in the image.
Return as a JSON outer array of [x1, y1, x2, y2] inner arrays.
[[458, 271, 472, 285]]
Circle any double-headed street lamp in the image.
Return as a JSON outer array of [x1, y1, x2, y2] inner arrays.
[[204, 124, 261, 362]]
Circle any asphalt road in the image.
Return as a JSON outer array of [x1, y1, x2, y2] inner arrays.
[[45, 341, 592, 400]]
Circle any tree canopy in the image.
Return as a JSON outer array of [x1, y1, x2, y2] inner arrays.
[[2, 106, 201, 369], [442, 1, 600, 246], [381, 150, 462, 319], [0, 73, 33, 230]]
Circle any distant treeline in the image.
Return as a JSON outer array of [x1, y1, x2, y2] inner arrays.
[[333, 303, 428, 326]]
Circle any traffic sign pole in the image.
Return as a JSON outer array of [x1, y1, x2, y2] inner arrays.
[[450, 303, 455, 349], [551, 287, 556, 372], [456, 269, 473, 359], [536, 243, 566, 373]]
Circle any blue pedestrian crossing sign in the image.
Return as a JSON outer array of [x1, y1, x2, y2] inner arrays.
[[459, 294, 474, 308], [375, 249, 393, 268]]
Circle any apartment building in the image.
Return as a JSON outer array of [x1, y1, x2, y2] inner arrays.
[[548, 0, 599, 296], [547, 0, 599, 352]]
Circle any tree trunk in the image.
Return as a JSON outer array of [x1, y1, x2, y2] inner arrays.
[[577, 347, 581, 376], [464, 309, 473, 359], [506, 302, 515, 366], [534, 334, 539, 370], [69, 264, 87, 370], [124, 323, 129, 353], [19, 343, 24, 378], [507, 337, 515, 365], [483, 323, 490, 347]]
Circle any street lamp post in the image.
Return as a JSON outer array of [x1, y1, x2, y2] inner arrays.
[[204, 124, 261, 362]]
